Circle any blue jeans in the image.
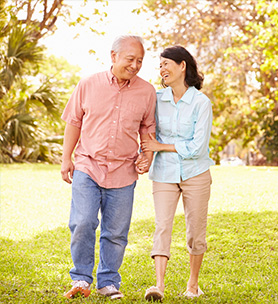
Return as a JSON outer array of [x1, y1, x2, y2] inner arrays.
[[68, 170, 136, 289]]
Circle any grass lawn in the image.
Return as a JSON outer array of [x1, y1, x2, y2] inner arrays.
[[0, 164, 277, 303]]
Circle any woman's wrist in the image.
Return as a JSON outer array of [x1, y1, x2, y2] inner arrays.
[[160, 143, 176, 153], [154, 142, 176, 153], [158, 143, 165, 152]]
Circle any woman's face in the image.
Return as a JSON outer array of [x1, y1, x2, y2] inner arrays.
[[160, 57, 186, 87]]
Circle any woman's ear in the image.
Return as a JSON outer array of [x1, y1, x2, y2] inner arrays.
[[181, 60, 186, 72]]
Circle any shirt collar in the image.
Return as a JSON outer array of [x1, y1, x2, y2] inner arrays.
[[107, 67, 137, 88], [161, 86, 196, 104]]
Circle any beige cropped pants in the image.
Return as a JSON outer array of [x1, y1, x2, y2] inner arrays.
[[151, 170, 212, 258]]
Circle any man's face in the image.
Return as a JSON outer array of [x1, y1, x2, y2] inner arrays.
[[111, 39, 144, 83]]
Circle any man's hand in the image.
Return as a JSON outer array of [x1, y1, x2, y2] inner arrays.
[[135, 152, 150, 174], [61, 158, 75, 184], [136, 133, 155, 174]]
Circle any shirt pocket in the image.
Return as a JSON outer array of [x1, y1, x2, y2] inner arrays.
[[178, 119, 195, 139], [158, 115, 172, 136], [120, 104, 144, 132]]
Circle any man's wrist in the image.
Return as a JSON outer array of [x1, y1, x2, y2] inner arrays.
[[62, 155, 72, 161]]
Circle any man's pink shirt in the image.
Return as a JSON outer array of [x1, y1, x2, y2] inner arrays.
[[61, 69, 156, 188]]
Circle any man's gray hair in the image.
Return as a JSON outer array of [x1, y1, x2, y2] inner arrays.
[[111, 35, 144, 53]]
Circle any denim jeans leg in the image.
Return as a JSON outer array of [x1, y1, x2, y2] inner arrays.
[[69, 170, 101, 284], [96, 181, 136, 290]]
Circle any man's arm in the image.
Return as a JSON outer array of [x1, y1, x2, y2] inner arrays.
[[61, 123, 81, 184], [135, 133, 156, 174]]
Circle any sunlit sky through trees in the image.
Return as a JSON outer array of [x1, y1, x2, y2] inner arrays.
[[43, 0, 160, 82]]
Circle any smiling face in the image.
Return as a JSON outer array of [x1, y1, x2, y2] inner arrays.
[[160, 56, 186, 87], [111, 39, 144, 84]]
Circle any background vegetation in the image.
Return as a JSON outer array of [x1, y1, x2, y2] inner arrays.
[[0, 164, 277, 303], [1, 0, 278, 165], [136, 0, 278, 165], [0, 0, 105, 163]]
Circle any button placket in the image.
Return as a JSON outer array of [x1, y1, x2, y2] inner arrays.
[[172, 106, 178, 134], [107, 88, 122, 169]]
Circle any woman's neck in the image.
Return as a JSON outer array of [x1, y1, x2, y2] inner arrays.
[[171, 83, 188, 103]]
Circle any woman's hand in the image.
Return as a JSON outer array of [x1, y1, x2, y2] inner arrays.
[[141, 133, 162, 152]]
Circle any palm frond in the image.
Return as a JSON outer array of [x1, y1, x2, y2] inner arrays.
[[3, 112, 36, 147], [0, 0, 8, 40], [1, 24, 44, 90], [29, 82, 60, 118]]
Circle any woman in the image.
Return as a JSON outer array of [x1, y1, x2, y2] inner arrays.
[[141, 45, 214, 301]]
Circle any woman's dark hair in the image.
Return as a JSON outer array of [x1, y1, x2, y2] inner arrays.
[[160, 45, 204, 90]]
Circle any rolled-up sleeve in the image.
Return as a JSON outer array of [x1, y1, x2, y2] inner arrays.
[[61, 81, 84, 128], [139, 88, 156, 135]]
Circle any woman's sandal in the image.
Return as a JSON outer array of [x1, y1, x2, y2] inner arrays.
[[145, 286, 164, 302], [184, 286, 204, 299]]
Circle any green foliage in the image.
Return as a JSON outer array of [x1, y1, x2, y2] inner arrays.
[[259, 117, 278, 164], [0, 24, 44, 94], [0, 165, 277, 303], [0, 0, 107, 164], [0, 24, 81, 163], [247, 0, 278, 163]]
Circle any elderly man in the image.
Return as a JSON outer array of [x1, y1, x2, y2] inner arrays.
[[61, 35, 156, 300]]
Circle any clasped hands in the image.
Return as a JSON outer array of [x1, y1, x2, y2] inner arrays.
[[135, 134, 160, 174]]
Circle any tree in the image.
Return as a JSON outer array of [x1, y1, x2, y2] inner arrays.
[[9, 0, 107, 39], [249, 0, 278, 164], [137, 0, 278, 164], [0, 27, 81, 163], [0, 0, 107, 163]]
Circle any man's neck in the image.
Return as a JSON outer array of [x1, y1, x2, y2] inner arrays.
[[117, 79, 127, 87], [111, 68, 129, 88]]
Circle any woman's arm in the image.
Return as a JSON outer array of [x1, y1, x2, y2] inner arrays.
[[142, 98, 212, 159], [141, 133, 177, 153]]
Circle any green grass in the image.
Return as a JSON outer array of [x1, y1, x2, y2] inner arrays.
[[0, 164, 277, 303]]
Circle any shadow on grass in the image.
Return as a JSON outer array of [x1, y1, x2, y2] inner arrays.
[[0, 211, 277, 304]]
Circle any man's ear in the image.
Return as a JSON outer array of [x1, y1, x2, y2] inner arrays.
[[111, 51, 117, 64]]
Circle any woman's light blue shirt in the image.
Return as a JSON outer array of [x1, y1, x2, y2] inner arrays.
[[149, 86, 215, 183]]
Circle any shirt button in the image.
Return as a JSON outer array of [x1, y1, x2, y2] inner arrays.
[[113, 121, 116, 123], [111, 135, 114, 138], [115, 106, 119, 109], [109, 162, 111, 165], [109, 150, 112, 153]]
